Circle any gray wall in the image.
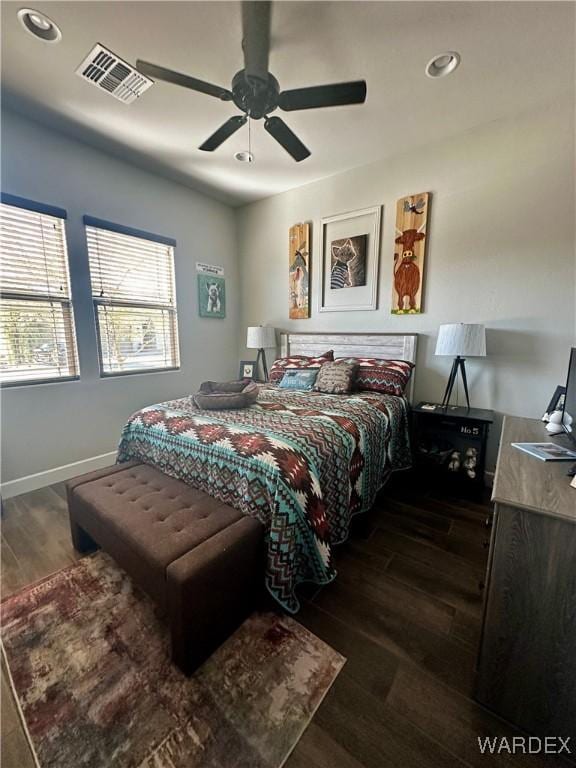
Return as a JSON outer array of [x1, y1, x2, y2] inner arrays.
[[237, 102, 576, 468], [2, 99, 574, 482], [1, 109, 238, 483]]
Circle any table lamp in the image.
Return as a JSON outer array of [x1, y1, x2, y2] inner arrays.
[[246, 326, 276, 381], [435, 323, 486, 409]]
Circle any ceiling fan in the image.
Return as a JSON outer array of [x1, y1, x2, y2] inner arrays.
[[136, 1, 367, 162]]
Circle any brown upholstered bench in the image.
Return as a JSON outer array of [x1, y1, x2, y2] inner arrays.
[[66, 461, 264, 675]]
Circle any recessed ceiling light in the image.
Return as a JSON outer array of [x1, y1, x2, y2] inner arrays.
[[17, 8, 62, 43], [235, 151, 254, 163], [425, 51, 460, 79]]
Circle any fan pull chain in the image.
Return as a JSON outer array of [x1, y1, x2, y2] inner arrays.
[[234, 115, 254, 163]]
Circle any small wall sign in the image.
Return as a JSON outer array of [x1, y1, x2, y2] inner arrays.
[[196, 262, 224, 277]]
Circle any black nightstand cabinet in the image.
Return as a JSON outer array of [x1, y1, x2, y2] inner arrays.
[[411, 403, 494, 496]]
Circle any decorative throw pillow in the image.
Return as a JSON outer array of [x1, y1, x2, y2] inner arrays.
[[278, 369, 319, 390], [342, 357, 414, 396], [268, 351, 334, 384], [313, 360, 358, 394]]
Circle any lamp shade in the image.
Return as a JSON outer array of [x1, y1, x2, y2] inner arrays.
[[435, 323, 486, 357], [246, 326, 276, 349]]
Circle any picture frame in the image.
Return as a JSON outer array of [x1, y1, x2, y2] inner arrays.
[[319, 206, 381, 312], [392, 192, 431, 315], [198, 274, 226, 318], [542, 385, 566, 421], [289, 222, 311, 319], [239, 360, 256, 380]]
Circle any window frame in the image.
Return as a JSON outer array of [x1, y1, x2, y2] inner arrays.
[[0, 193, 80, 388], [83, 216, 180, 378]]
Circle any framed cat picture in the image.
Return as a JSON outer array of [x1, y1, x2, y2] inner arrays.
[[319, 206, 381, 312]]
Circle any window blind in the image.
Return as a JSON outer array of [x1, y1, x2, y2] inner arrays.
[[0, 200, 79, 385], [85, 222, 180, 375]]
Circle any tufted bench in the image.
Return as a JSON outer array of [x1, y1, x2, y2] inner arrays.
[[66, 461, 264, 675]]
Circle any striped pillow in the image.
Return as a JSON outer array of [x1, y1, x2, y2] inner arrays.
[[269, 351, 334, 384], [342, 357, 414, 396]]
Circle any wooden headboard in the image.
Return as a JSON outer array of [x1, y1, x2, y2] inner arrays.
[[279, 332, 418, 402]]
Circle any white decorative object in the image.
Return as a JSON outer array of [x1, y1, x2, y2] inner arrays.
[[448, 451, 461, 472], [546, 410, 565, 435], [463, 447, 478, 479]]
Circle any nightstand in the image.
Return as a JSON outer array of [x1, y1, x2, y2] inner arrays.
[[411, 402, 494, 497]]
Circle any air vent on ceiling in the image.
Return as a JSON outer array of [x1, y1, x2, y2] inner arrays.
[[76, 44, 153, 104]]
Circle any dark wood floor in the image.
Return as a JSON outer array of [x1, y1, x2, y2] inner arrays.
[[1, 475, 572, 767]]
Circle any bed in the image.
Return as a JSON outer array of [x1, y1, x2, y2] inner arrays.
[[117, 332, 418, 612]]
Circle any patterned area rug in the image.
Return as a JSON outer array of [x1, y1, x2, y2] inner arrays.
[[1, 553, 345, 768]]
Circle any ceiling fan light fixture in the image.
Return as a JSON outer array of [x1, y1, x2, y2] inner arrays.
[[235, 151, 254, 163], [425, 51, 460, 78], [17, 8, 62, 42], [141, 1, 367, 161]]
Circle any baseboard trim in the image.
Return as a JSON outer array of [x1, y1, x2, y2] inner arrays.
[[1, 451, 117, 500]]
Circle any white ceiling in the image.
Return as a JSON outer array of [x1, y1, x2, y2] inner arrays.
[[1, 1, 574, 206]]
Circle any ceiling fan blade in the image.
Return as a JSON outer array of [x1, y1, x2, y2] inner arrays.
[[264, 117, 310, 162], [136, 60, 232, 101], [199, 115, 247, 152], [241, 1, 271, 83], [278, 81, 367, 111]]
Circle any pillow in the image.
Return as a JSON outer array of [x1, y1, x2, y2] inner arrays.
[[279, 369, 319, 390], [269, 350, 334, 384], [342, 357, 414, 396], [313, 360, 358, 395]]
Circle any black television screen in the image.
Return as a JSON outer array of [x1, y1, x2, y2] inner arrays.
[[562, 347, 576, 444]]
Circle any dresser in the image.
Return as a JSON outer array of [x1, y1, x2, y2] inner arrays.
[[476, 416, 576, 737]]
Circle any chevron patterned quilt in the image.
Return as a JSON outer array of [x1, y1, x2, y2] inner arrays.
[[117, 386, 411, 612]]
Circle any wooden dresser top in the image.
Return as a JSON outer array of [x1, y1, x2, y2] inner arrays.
[[493, 416, 576, 522]]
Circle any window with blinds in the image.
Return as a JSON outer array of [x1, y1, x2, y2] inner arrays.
[[84, 218, 179, 376], [0, 197, 79, 385]]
